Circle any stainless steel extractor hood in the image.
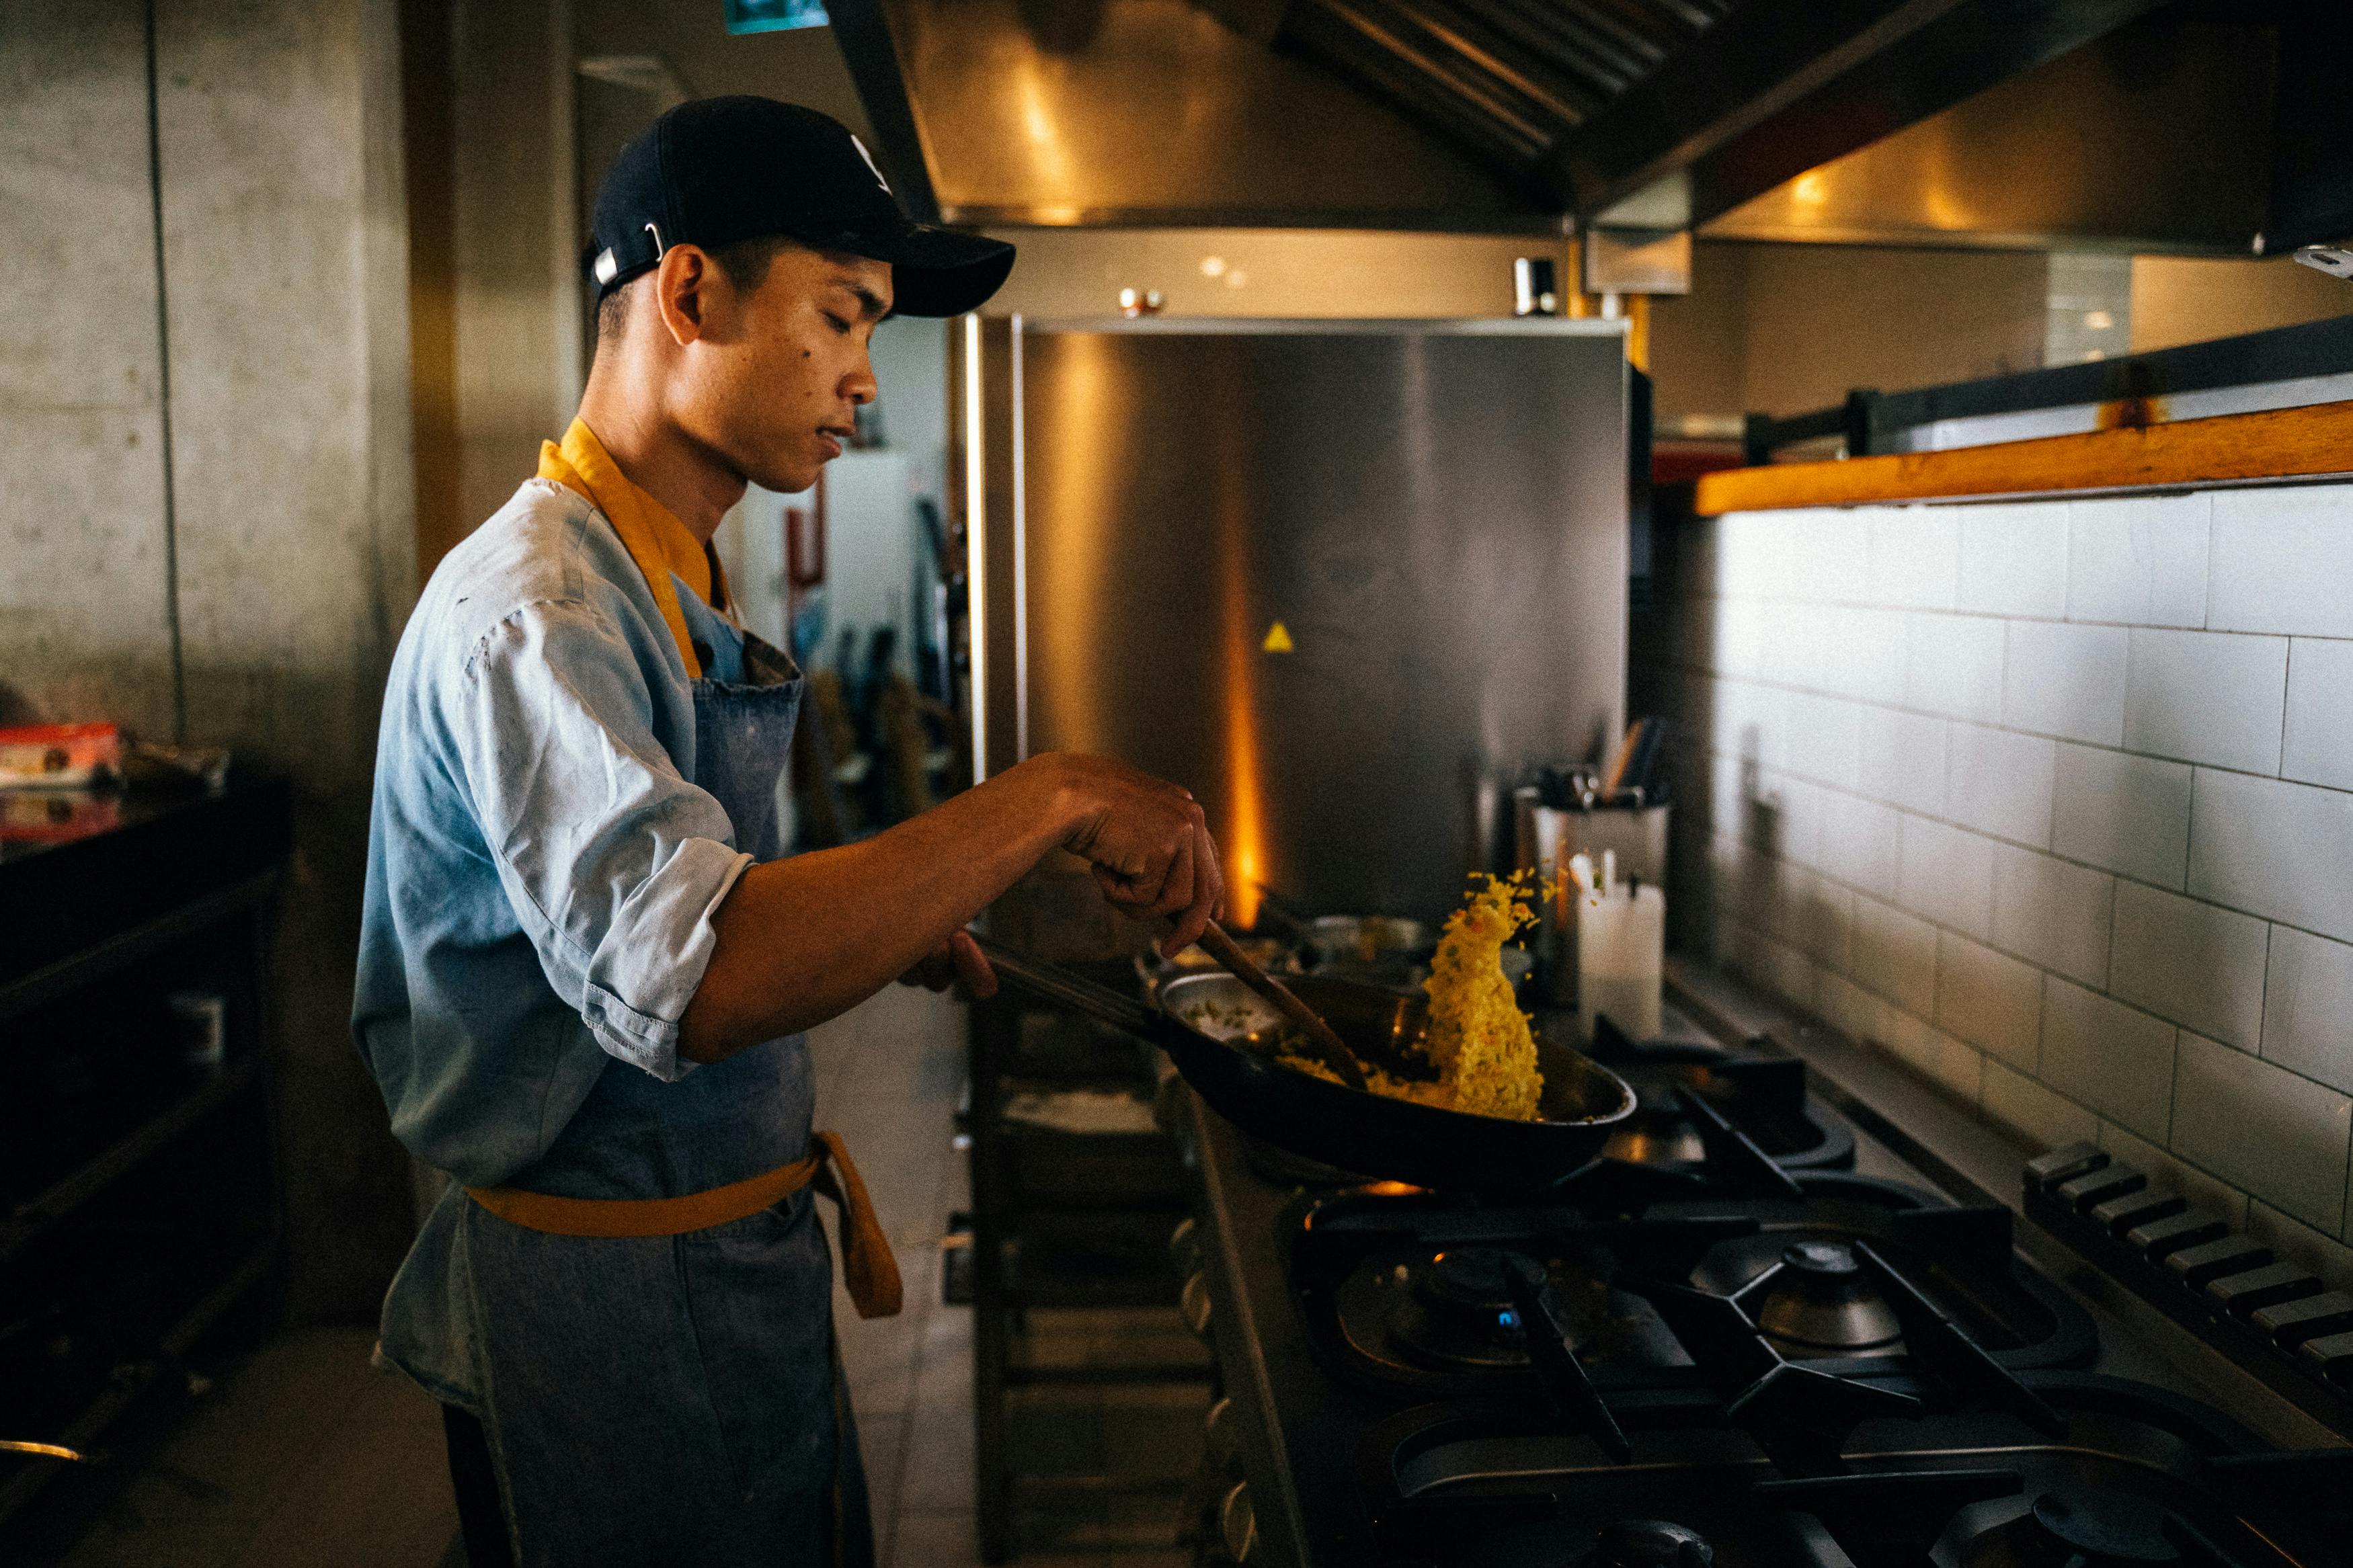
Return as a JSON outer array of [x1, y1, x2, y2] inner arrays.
[[828, 0, 2353, 254]]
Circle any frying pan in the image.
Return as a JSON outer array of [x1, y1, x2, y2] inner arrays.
[[973, 936, 1637, 1194]]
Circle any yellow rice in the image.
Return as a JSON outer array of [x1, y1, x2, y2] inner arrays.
[[1277, 872, 1546, 1120]]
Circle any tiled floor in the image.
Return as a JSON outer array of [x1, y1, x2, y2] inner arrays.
[[5, 984, 1203, 1568], [3, 1326, 459, 1568]]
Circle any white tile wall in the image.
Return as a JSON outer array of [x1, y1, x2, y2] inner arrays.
[[1820, 791, 1901, 901], [1866, 507, 1959, 609], [1989, 843, 2114, 988], [1897, 815, 1995, 939], [1654, 481, 2353, 1252], [1883, 1007, 1986, 1102], [1817, 971, 1887, 1049], [2170, 1031, 2351, 1233], [1905, 613, 2005, 723], [1958, 503, 2069, 619], [1851, 895, 1938, 1018], [2003, 620, 2128, 745], [1858, 708, 1948, 817], [1983, 1059, 2097, 1150], [2040, 979, 2177, 1143], [1934, 932, 2042, 1070], [2106, 881, 2268, 1050], [1840, 608, 1911, 707], [2282, 638, 2353, 792], [2189, 769, 2353, 945], [2050, 744, 2190, 889], [1784, 692, 1862, 792], [2209, 487, 2353, 638], [2121, 629, 2286, 774], [1946, 725, 2055, 847], [2066, 493, 2209, 628], [2262, 927, 2353, 1095]]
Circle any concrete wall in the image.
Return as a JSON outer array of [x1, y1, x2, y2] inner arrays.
[[2, 0, 420, 1321], [1641, 481, 2353, 1294], [0, 0, 177, 736]]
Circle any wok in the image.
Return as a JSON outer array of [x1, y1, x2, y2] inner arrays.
[[974, 936, 1636, 1195]]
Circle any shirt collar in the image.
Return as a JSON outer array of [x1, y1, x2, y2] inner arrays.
[[536, 418, 733, 677]]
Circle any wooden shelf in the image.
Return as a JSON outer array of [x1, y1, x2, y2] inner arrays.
[[1693, 397, 2353, 516]]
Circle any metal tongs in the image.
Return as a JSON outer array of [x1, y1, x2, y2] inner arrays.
[[1193, 920, 1369, 1091]]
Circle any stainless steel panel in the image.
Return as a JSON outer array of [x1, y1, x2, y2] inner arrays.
[[998, 318, 1628, 925], [836, 0, 1550, 231], [1700, 16, 2272, 255]]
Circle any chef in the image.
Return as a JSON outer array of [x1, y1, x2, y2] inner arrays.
[[352, 97, 1224, 1567]]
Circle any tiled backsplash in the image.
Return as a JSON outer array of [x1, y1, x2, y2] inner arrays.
[[1642, 480, 2353, 1290]]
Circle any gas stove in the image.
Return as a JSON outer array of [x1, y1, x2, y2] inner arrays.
[[1168, 968, 2353, 1568]]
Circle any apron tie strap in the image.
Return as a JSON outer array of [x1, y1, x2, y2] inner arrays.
[[465, 1129, 904, 1319]]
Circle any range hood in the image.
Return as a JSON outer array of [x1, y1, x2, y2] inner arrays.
[[828, 0, 2353, 253]]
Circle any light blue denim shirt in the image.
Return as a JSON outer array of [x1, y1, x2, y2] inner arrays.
[[354, 477, 756, 1188]]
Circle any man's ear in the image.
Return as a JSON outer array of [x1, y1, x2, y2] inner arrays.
[[652, 245, 715, 347]]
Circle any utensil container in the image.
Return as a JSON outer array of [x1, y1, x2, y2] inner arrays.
[[1514, 793, 1669, 1005]]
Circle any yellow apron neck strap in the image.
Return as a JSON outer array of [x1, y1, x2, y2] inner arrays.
[[537, 419, 715, 679]]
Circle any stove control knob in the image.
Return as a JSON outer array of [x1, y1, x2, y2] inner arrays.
[[1181, 1271, 1215, 1342], [1153, 1068, 1189, 1135], [1170, 1217, 1201, 1278], [1203, 1395, 1238, 1465], [1220, 1481, 1258, 1563], [1595, 1518, 1714, 1568]]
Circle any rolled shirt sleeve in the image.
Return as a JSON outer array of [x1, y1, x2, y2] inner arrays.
[[446, 596, 750, 1081]]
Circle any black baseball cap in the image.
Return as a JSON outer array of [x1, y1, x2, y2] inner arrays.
[[587, 96, 1014, 318]]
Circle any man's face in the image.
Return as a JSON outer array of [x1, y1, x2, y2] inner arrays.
[[676, 243, 891, 496]]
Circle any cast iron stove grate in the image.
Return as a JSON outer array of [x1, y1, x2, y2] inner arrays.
[[1287, 1169, 2095, 1418], [1350, 1375, 2353, 1567]]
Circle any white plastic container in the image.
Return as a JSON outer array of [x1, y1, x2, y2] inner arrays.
[[1575, 883, 1665, 1042]]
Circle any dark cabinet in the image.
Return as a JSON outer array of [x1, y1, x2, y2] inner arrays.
[[0, 780, 290, 1524]]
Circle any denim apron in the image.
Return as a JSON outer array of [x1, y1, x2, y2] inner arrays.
[[450, 604, 881, 1567]]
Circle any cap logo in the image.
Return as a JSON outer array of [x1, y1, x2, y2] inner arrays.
[[850, 134, 891, 194]]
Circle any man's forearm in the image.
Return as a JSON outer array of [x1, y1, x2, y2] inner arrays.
[[676, 756, 1077, 1062]]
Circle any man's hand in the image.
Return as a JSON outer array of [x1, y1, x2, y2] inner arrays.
[[679, 749, 1226, 1064], [898, 928, 998, 997], [1047, 754, 1227, 957]]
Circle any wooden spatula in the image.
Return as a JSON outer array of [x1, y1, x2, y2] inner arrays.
[[1194, 921, 1369, 1092]]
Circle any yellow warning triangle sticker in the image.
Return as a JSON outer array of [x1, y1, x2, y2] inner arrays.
[[1261, 621, 1294, 653]]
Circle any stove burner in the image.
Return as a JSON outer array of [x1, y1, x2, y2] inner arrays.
[[2026, 1489, 2180, 1566], [1752, 1241, 1904, 1352], [1587, 1518, 1714, 1568], [1601, 1085, 1709, 1167], [1424, 1248, 1523, 1315], [1389, 1248, 1536, 1369]]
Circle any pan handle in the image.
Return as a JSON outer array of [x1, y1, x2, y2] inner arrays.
[[970, 934, 1160, 1038]]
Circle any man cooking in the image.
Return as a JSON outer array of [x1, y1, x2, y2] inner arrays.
[[352, 97, 1225, 1566]]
